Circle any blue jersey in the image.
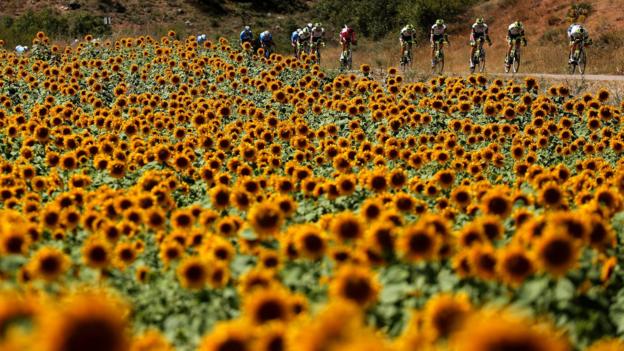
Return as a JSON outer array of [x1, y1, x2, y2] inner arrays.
[[260, 31, 272, 44], [240, 30, 253, 42], [291, 31, 299, 43]]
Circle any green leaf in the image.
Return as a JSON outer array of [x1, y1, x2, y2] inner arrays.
[[519, 277, 549, 303], [380, 284, 409, 304], [554, 278, 575, 301]]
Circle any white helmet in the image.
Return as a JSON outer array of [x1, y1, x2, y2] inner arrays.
[[307, 23, 313, 28]]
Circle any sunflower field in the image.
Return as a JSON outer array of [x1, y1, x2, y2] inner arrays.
[[0, 30, 624, 351]]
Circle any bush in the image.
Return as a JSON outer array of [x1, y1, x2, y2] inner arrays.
[[539, 28, 564, 44], [0, 9, 111, 47], [70, 13, 112, 38]]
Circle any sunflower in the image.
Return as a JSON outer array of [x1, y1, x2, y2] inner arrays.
[[452, 309, 570, 351], [177, 256, 208, 289], [435, 169, 455, 189], [272, 194, 297, 218], [468, 244, 497, 280], [534, 230, 579, 276], [497, 244, 534, 286], [198, 320, 253, 351], [398, 223, 438, 262], [292, 224, 326, 260], [31, 246, 70, 282], [114, 242, 137, 270], [480, 188, 512, 218], [365, 222, 396, 255], [39, 291, 130, 351], [330, 212, 364, 243], [360, 197, 384, 222], [587, 215, 615, 249], [238, 269, 276, 295], [366, 168, 388, 192], [248, 201, 284, 238], [451, 186, 472, 208], [170, 208, 194, 230], [329, 265, 380, 307], [243, 286, 293, 325], [130, 330, 174, 351], [336, 174, 357, 196], [159, 240, 184, 267], [457, 222, 485, 248], [0, 221, 30, 256], [423, 293, 472, 340], [143, 207, 166, 230], [210, 185, 231, 210], [82, 237, 112, 269]]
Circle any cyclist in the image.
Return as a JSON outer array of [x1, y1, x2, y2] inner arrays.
[[259, 30, 275, 58], [470, 18, 492, 70], [567, 23, 590, 64], [240, 26, 254, 47], [340, 25, 357, 62], [15, 45, 28, 55], [505, 21, 526, 64], [298, 27, 311, 55], [430, 19, 449, 67], [291, 28, 301, 57], [399, 24, 416, 62], [196, 34, 207, 44], [310, 22, 325, 48]]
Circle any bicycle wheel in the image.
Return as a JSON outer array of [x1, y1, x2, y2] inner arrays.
[[434, 55, 444, 75], [578, 49, 586, 75], [512, 52, 520, 73], [478, 51, 486, 73]]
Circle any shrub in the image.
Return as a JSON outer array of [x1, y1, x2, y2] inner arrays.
[[0, 9, 111, 47]]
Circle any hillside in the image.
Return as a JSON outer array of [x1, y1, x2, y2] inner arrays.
[[332, 0, 624, 74], [1, 0, 623, 74]]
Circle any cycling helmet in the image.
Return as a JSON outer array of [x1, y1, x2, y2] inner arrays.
[[307, 23, 313, 28], [515, 21, 523, 28], [244, 26, 251, 32], [302, 27, 309, 34], [315, 22, 322, 27], [436, 19, 444, 25], [476, 18, 484, 24]]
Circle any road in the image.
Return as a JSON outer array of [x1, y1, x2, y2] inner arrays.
[[490, 73, 624, 82]]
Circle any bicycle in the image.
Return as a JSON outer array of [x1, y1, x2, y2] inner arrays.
[[470, 37, 486, 74], [340, 46, 353, 71], [432, 40, 445, 75], [298, 41, 309, 60], [310, 39, 323, 65], [400, 41, 413, 72], [261, 43, 273, 59], [505, 38, 522, 73], [568, 39, 587, 75]]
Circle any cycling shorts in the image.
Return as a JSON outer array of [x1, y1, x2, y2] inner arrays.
[[432, 34, 444, 43], [401, 35, 414, 44], [507, 34, 522, 44]]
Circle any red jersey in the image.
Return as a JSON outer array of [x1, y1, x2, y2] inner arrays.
[[340, 28, 356, 43]]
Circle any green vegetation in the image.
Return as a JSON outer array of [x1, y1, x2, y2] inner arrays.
[[0, 10, 111, 47]]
